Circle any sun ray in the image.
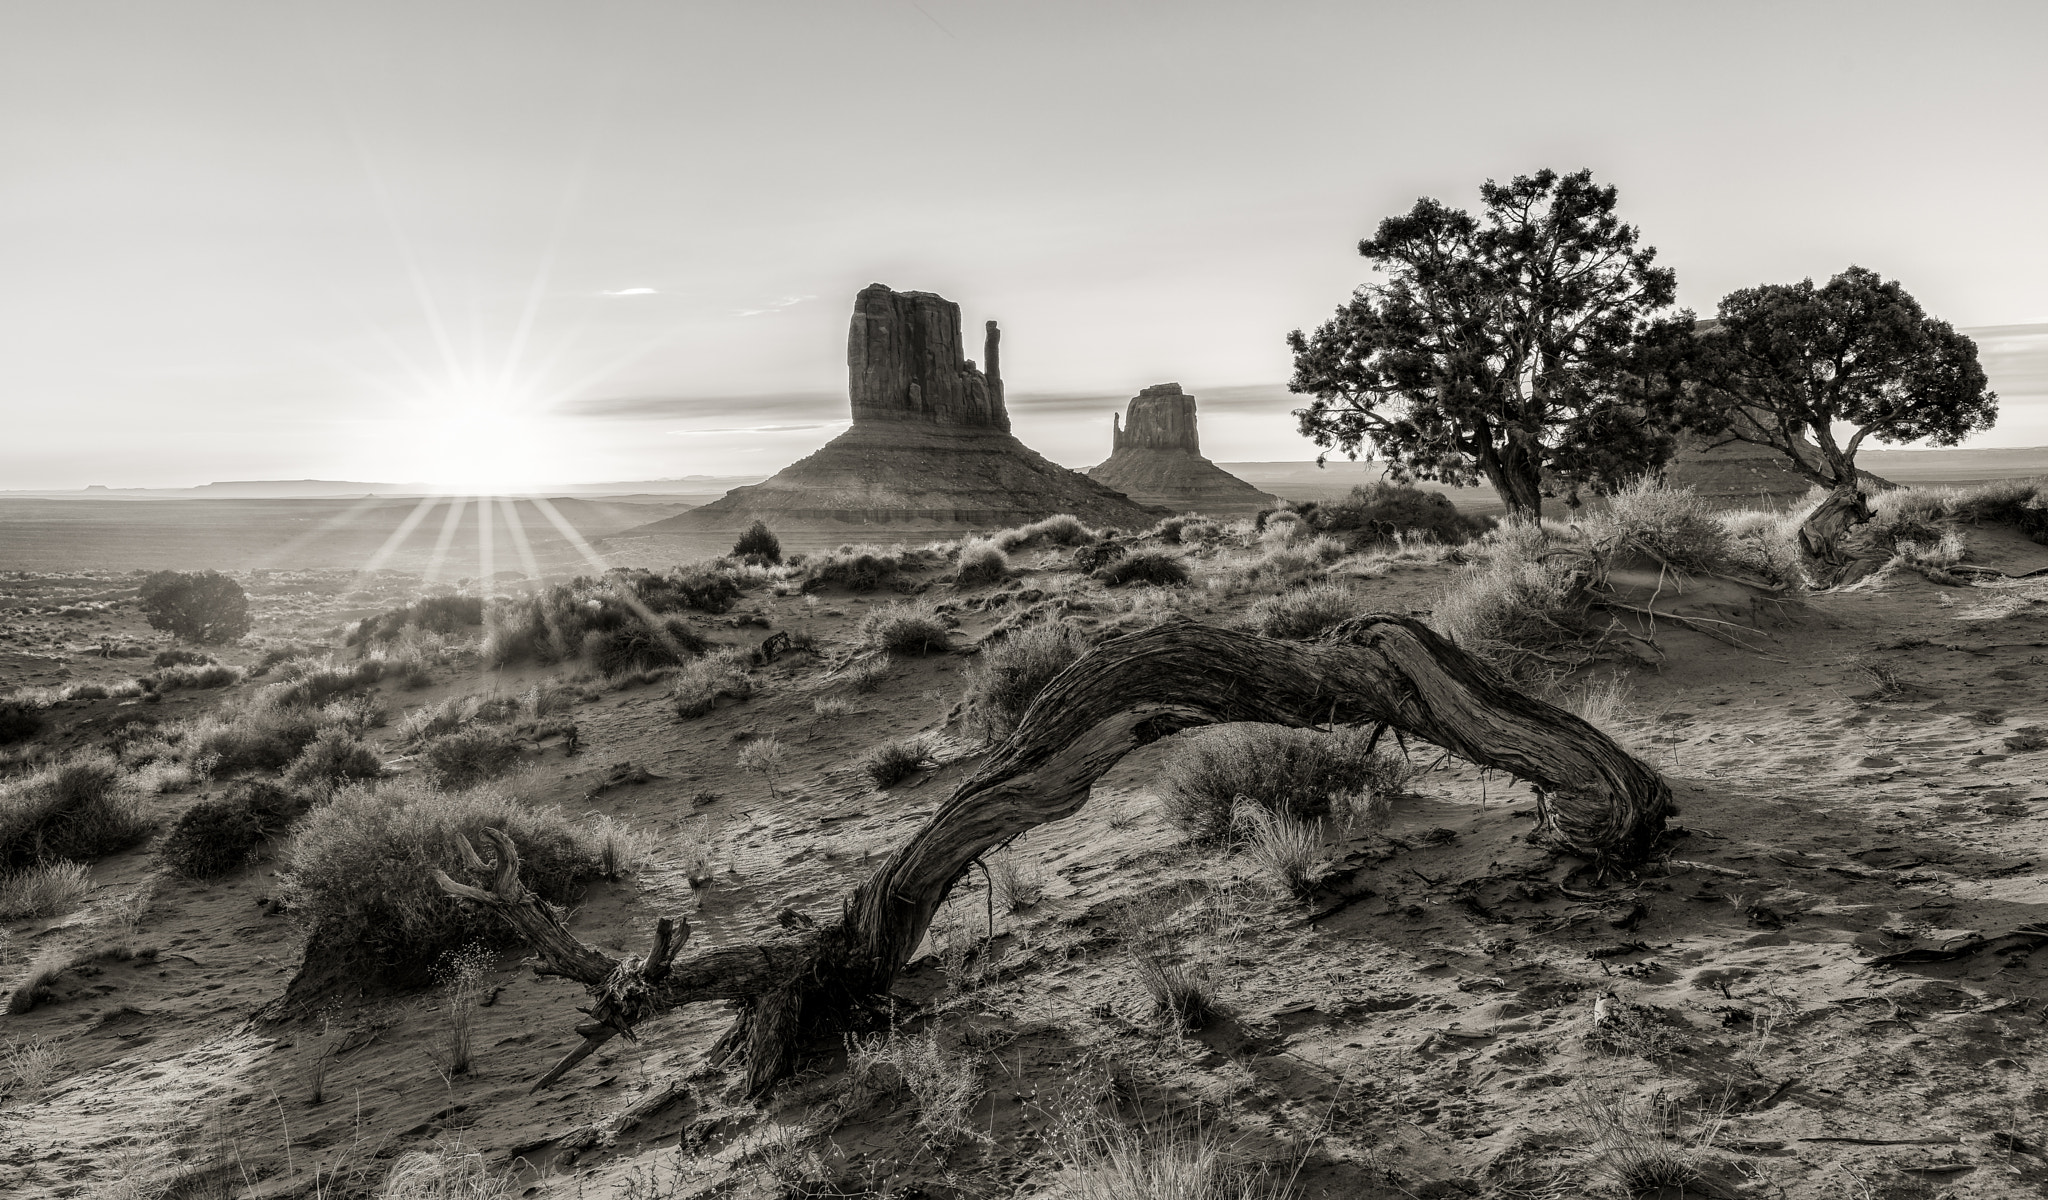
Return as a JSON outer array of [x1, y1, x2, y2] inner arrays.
[[351, 493, 444, 591], [526, 494, 697, 665], [245, 494, 396, 572], [422, 495, 471, 587], [498, 497, 544, 583]]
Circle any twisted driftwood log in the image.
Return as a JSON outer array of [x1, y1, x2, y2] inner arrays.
[[436, 615, 1671, 1096]]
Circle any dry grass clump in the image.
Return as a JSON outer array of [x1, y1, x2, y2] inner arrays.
[[846, 1028, 985, 1150], [803, 544, 910, 592], [1095, 550, 1190, 588], [1587, 477, 1733, 572], [737, 735, 789, 799], [670, 647, 755, 718], [420, 725, 523, 790], [1243, 582, 1365, 640], [954, 540, 1009, 588], [985, 847, 1045, 911], [856, 600, 951, 655], [962, 620, 1089, 743], [6, 947, 73, 1015], [184, 699, 332, 772], [1158, 725, 1409, 843], [1117, 904, 1215, 1030], [0, 860, 92, 920], [993, 513, 1096, 553], [0, 750, 151, 869], [586, 813, 656, 881], [811, 694, 856, 719], [268, 656, 388, 709], [376, 1141, 522, 1200], [1050, 1114, 1302, 1200], [1717, 509, 1807, 589], [139, 663, 244, 693], [1297, 480, 1492, 550], [1231, 800, 1330, 900], [283, 728, 385, 791], [158, 780, 308, 879], [1571, 1086, 1725, 1197], [429, 943, 493, 1078], [1431, 522, 1594, 676], [281, 776, 609, 980], [482, 570, 740, 668], [859, 734, 936, 789], [2, 1035, 65, 1101]]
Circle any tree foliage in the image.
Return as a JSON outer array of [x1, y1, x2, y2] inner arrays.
[[1288, 168, 1692, 518], [137, 570, 252, 644], [1691, 265, 1996, 490]]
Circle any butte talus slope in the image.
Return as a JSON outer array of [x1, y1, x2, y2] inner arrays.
[[640, 285, 1160, 536], [1085, 382, 1278, 515]]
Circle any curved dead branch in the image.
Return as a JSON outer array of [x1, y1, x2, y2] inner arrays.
[[436, 614, 1671, 1096]]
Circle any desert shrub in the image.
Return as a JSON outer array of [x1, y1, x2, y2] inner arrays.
[[377, 1143, 522, 1200], [992, 513, 1095, 553], [283, 728, 385, 791], [1054, 1115, 1297, 1200], [141, 663, 243, 692], [348, 595, 485, 646], [137, 570, 252, 644], [523, 679, 578, 718], [1431, 522, 1595, 677], [588, 616, 708, 677], [421, 726, 522, 790], [1116, 905, 1214, 1030], [270, 658, 385, 709], [281, 777, 605, 981], [1223, 546, 1322, 592], [732, 520, 782, 564], [1158, 724, 1407, 843], [1072, 538, 1126, 574], [803, 545, 905, 592], [1094, 550, 1190, 588], [0, 750, 150, 869], [188, 703, 329, 772], [986, 848, 1044, 911], [1148, 515, 1191, 544], [1592, 478, 1733, 572], [63, 683, 109, 702], [250, 642, 316, 676], [962, 621, 1089, 742], [846, 1029, 985, 1151], [1718, 509, 1807, 589], [859, 735, 935, 789], [670, 648, 755, 718], [152, 648, 214, 669], [736, 736, 789, 798], [0, 860, 93, 921], [1245, 582, 1364, 640], [856, 601, 950, 655], [0, 699, 45, 746], [1309, 481, 1491, 549], [158, 779, 307, 879], [954, 540, 1008, 588], [636, 567, 744, 615]]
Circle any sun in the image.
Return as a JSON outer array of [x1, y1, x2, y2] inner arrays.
[[409, 383, 557, 492]]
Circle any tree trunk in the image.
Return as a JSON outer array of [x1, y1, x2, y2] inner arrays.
[[436, 616, 1671, 1098], [1797, 484, 1888, 587], [1480, 438, 1546, 521]]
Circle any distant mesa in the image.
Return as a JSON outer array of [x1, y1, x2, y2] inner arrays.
[[636, 284, 1160, 536], [1085, 383, 1278, 516]]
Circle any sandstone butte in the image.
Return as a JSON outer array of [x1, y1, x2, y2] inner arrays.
[[638, 284, 1162, 537], [1085, 383, 1278, 516]]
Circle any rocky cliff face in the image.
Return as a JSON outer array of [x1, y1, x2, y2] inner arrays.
[[847, 284, 1008, 431], [1089, 384, 1277, 516], [1112, 383, 1200, 452]]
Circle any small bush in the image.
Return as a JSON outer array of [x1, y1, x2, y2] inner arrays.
[[158, 780, 307, 879], [347, 595, 485, 646], [860, 735, 935, 789], [1094, 551, 1189, 588], [588, 616, 708, 678], [1158, 725, 1407, 843], [856, 601, 950, 656], [954, 540, 1008, 588], [670, 649, 754, 718], [270, 658, 385, 709], [141, 663, 243, 692], [846, 1030, 985, 1151], [152, 648, 215, 669], [1117, 906, 1213, 1030], [281, 777, 607, 981], [7, 948, 72, 1016], [1308, 481, 1490, 549], [642, 568, 744, 615], [1053, 1114, 1300, 1200], [1593, 477, 1732, 572], [421, 726, 522, 790], [986, 849, 1044, 912], [0, 699, 45, 746], [732, 520, 782, 564], [137, 570, 252, 644], [1245, 582, 1364, 640], [188, 703, 330, 772], [804, 545, 905, 592], [0, 860, 93, 920], [284, 728, 385, 791], [992, 513, 1096, 553], [1072, 538, 1126, 574], [962, 621, 1088, 742], [1431, 522, 1595, 677], [0, 750, 150, 869], [1232, 799, 1329, 900], [737, 736, 788, 798]]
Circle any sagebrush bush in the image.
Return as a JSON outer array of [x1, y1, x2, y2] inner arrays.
[[483, 571, 741, 668], [732, 520, 782, 564], [1592, 478, 1733, 572], [1244, 582, 1364, 640], [158, 779, 307, 879], [0, 860, 93, 921], [141, 663, 243, 692], [1158, 725, 1408, 843], [283, 728, 385, 791], [857, 601, 950, 656], [1072, 538, 1126, 574], [859, 735, 935, 789], [347, 594, 484, 646], [670, 648, 755, 718], [954, 541, 1008, 588], [1431, 522, 1593, 677], [992, 513, 1095, 553], [0, 750, 150, 869], [282, 777, 607, 982], [962, 621, 1088, 742], [270, 658, 385, 709], [152, 648, 214, 668], [803, 545, 908, 592], [1094, 550, 1190, 588], [1306, 481, 1491, 549], [588, 616, 708, 677], [186, 702, 329, 772], [0, 699, 44, 746], [421, 726, 523, 790]]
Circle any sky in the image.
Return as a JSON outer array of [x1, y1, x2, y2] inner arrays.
[[4, 0, 2046, 490]]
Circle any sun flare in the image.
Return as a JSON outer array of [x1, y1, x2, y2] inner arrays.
[[409, 384, 558, 492]]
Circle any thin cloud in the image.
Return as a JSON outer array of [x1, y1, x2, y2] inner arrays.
[[565, 390, 845, 422], [735, 294, 816, 317], [667, 421, 848, 436], [1007, 382, 1297, 417], [602, 287, 658, 296]]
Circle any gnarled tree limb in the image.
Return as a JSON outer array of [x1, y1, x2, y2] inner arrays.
[[437, 615, 1671, 1096]]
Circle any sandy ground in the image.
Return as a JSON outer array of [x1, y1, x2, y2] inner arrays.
[[5, 537, 2048, 1199]]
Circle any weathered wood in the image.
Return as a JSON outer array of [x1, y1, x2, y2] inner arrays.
[[437, 615, 1671, 1096]]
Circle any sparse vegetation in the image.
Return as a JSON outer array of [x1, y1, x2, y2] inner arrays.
[[0, 749, 150, 869], [985, 847, 1044, 911], [1231, 798, 1329, 900], [420, 725, 523, 790], [430, 942, 492, 1077], [1301, 481, 1490, 550], [669, 647, 754, 718], [737, 735, 789, 799], [158, 779, 307, 878], [1158, 725, 1408, 843], [0, 859, 92, 921], [859, 734, 935, 789], [1244, 582, 1364, 640], [993, 513, 1095, 552], [954, 539, 1008, 587], [1118, 904, 1215, 1030], [856, 600, 950, 655], [961, 620, 1089, 742], [283, 727, 385, 791], [1052, 1113, 1302, 1200], [846, 1028, 985, 1150], [1094, 550, 1190, 588]]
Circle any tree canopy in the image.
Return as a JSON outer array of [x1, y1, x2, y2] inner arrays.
[[1691, 265, 1996, 491], [1288, 168, 1692, 519], [138, 570, 252, 645]]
